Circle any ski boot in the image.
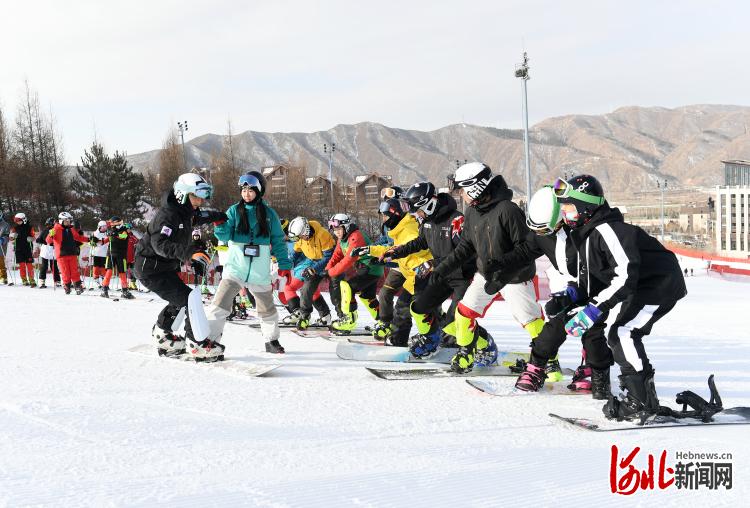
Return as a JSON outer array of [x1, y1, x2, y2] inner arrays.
[[39, 282, 47, 289], [240, 295, 254, 309], [590, 367, 611, 400], [408, 330, 441, 358], [121, 287, 135, 299], [545, 356, 564, 383], [101, 286, 110, 298], [64, 283, 72, 294], [187, 337, 225, 362], [29, 279, 37, 288], [128, 280, 138, 291], [265, 339, 285, 354], [0, 278, 6, 285], [603, 370, 660, 422], [200, 285, 212, 296], [450, 346, 475, 373], [568, 364, 592, 392], [371, 321, 392, 342], [295, 310, 312, 331], [473, 333, 498, 367], [74, 281, 84, 295], [152, 325, 186, 357], [281, 311, 302, 327], [515, 362, 546, 392], [22, 278, 30, 287], [331, 311, 358, 335], [310, 313, 332, 328]]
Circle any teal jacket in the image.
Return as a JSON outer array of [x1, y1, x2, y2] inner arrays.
[[214, 200, 292, 285]]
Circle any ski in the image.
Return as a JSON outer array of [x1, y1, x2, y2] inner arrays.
[[366, 365, 520, 380], [548, 408, 750, 432], [335, 342, 530, 365], [127, 344, 281, 377], [466, 378, 584, 396]]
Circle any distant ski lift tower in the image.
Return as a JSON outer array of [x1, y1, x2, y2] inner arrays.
[[324, 142, 336, 209], [177, 120, 189, 171], [515, 52, 531, 213]]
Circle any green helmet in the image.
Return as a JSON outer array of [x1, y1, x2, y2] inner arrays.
[[173, 173, 213, 204]]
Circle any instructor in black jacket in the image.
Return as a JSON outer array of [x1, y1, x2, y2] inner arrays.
[[134, 173, 227, 361]]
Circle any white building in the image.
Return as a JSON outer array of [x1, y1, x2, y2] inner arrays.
[[716, 160, 750, 258]]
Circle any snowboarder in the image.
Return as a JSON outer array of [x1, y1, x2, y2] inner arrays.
[[554, 174, 687, 421], [325, 213, 383, 333], [133, 173, 227, 360], [283, 216, 335, 329], [204, 171, 292, 354], [431, 162, 546, 373]]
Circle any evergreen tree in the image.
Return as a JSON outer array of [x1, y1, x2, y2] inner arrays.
[[71, 141, 146, 225]]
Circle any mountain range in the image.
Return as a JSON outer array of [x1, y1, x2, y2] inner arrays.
[[125, 104, 750, 197]]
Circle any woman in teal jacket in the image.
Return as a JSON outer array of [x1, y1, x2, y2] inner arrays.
[[205, 171, 292, 353]]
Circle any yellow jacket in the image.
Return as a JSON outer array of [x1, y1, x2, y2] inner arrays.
[[369, 214, 432, 294], [294, 220, 336, 260]]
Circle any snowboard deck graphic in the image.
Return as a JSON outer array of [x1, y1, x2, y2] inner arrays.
[[466, 378, 584, 396], [127, 344, 281, 377], [336, 342, 531, 365]]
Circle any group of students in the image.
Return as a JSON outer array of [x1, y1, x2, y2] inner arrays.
[[0, 212, 141, 296], [133, 162, 686, 423]]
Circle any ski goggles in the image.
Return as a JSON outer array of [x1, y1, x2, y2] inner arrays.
[[380, 187, 398, 199], [551, 178, 604, 205], [328, 218, 347, 229], [238, 174, 261, 190], [193, 183, 213, 200]]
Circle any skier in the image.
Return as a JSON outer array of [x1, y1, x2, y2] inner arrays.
[[101, 216, 134, 299], [553, 174, 687, 421], [0, 212, 9, 284], [484, 185, 614, 395], [9, 213, 36, 287], [325, 213, 383, 333], [283, 216, 335, 329], [89, 220, 109, 288], [351, 198, 432, 347], [134, 173, 227, 360], [35, 218, 60, 288], [383, 181, 493, 358], [431, 162, 545, 373], [205, 171, 291, 354], [47, 212, 89, 294]]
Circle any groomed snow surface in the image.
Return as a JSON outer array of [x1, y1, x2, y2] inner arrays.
[[1, 270, 748, 506]]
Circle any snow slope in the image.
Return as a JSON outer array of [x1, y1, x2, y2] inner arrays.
[[1, 274, 748, 507]]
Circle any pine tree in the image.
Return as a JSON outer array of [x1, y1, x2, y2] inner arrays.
[[71, 141, 146, 225]]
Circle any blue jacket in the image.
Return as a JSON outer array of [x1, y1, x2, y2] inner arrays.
[[214, 200, 291, 285]]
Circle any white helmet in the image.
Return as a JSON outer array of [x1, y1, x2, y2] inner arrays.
[[288, 217, 311, 242], [451, 162, 494, 202], [58, 211, 73, 224], [173, 173, 213, 204], [14, 212, 27, 224], [328, 213, 354, 235], [526, 185, 562, 235], [97, 220, 107, 229]]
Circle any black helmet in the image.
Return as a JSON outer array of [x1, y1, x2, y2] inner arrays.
[[553, 174, 606, 228], [378, 198, 410, 231], [238, 171, 266, 198], [44, 217, 55, 227], [404, 182, 438, 216]]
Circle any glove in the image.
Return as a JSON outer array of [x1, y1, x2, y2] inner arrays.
[[47, 229, 56, 237], [277, 269, 292, 282], [302, 267, 316, 279], [378, 246, 399, 262], [414, 260, 433, 278], [89, 236, 99, 245], [564, 304, 602, 337], [191, 251, 211, 273], [197, 209, 228, 225], [545, 284, 580, 319], [117, 232, 128, 239], [350, 246, 370, 257], [318, 270, 328, 279]]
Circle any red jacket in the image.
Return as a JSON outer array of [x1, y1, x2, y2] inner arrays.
[[47, 223, 89, 259], [325, 229, 367, 278]]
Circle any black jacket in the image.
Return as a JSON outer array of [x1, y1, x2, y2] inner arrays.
[[12, 223, 34, 257], [567, 205, 687, 312], [134, 191, 220, 278], [434, 177, 535, 284], [392, 193, 476, 280], [107, 227, 130, 258]]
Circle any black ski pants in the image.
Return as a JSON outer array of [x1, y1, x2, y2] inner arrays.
[[39, 258, 60, 283], [411, 274, 470, 332], [530, 312, 613, 370], [138, 270, 195, 340], [299, 274, 330, 317], [377, 268, 405, 323], [329, 268, 379, 317]]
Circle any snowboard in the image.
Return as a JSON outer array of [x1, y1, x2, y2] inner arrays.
[[336, 342, 530, 365], [466, 378, 584, 396], [292, 328, 371, 339], [367, 365, 520, 380], [548, 407, 750, 432], [127, 344, 281, 377]]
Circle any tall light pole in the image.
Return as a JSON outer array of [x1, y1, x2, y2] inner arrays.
[[515, 52, 532, 213], [657, 179, 667, 241], [324, 142, 336, 209], [177, 120, 189, 171]]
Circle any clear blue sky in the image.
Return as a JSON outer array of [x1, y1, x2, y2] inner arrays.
[[1, 0, 747, 162]]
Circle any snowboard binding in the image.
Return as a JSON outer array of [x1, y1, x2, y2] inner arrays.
[[670, 374, 723, 422]]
